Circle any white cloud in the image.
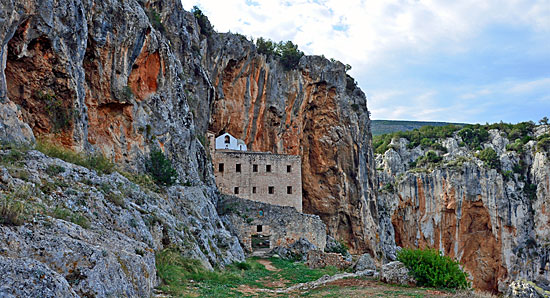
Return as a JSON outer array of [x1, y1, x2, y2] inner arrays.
[[182, 0, 548, 72], [181, 0, 550, 123]]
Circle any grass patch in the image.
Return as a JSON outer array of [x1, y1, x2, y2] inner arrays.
[[156, 249, 344, 297], [46, 164, 65, 176], [52, 207, 90, 229], [0, 194, 26, 225], [36, 139, 114, 175]]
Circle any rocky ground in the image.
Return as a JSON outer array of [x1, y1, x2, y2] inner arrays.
[[0, 146, 244, 297]]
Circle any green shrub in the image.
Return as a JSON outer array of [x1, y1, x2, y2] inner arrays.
[[146, 149, 178, 186], [477, 148, 500, 169], [414, 151, 443, 168], [458, 127, 489, 149], [537, 135, 550, 152], [256, 37, 277, 56], [397, 248, 470, 289], [36, 91, 74, 132], [147, 8, 165, 33], [276, 40, 304, 70], [52, 207, 90, 229], [325, 239, 349, 256], [46, 164, 65, 176], [192, 6, 213, 37], [524, 183, 538, 201], [381, 182, 395, 193]]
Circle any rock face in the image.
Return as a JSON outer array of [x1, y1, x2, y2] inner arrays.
[[0, 1, 380, 294], [0, 149, 245, 296], [377, 126, 550, 293], [0, 0, 379, 257], [204, 36, 378, 254]]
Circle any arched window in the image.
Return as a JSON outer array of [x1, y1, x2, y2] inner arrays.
[[224, 135, 230, 144]]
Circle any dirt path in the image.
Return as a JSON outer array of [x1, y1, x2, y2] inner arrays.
[[257, 259, 279, 271]]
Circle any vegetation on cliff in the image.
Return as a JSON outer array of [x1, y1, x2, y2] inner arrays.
[[255, 38, 305, 70], [373, 121, 541, 154]]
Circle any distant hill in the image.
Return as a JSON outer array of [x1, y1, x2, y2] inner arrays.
[[371, 120, 465, 136]]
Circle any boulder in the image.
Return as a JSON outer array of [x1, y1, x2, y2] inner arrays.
[[0, 256, 77, 298], [380, 261, 416, 286], [271, 238, 317, 262], [305, 250, 352, 270], [506, 280, 550, 298], [354, 253, 376, 272]]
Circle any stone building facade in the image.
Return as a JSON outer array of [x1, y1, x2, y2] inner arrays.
[[208, 132, 303, 212], [219, 195, 326, 253]]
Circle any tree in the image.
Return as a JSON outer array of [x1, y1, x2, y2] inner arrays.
[[146, 149, 178, 186], [540, 117, 549, 126], [255, 37, 277, 56], [276, 40, 304, 70]]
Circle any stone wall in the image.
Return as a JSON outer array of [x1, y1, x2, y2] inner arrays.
[[213, 150, 303, 212], [219, 195, 326, 253]]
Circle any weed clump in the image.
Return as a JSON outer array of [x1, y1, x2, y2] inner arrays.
[[0, 194, 25, 225], [397, 248, 470, 289]]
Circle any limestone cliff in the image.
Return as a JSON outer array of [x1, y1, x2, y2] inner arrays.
[[0, 0, 379, 295], [0, 0, 247, 296], [376, 125, 550, 293], [202, 35, 379, 254]]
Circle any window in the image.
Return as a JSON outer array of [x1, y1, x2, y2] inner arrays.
[[224, 135, 230, 144], [253, 164, 258, 172], [234, 187, 239, 194], [236, 163, 241, 172], [287, 186, 292, 194], [266, 164, 272, 172], [252, 187, 257, 194], [287, 165, 292, 172], [218, 163, 224, 172], [257, 225, 263, 232], [268, 186, 274, 194]]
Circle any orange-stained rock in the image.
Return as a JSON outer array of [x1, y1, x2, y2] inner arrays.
[[128, 49, 161, 102], [206, 52, 378, 254], [5, 21, 75, 148]]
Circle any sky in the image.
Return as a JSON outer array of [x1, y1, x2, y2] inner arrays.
[[181, 0, 550, 124]]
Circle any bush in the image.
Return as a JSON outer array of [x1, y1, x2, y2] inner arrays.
[[325, 239, 349, 256], [477, 148, 500, 169], [256, 37, 277, 56], [537, 135, 550, 152], [146, 149, 178, 186], [192, 6, 213, 37], [147, 8, 165, 33], [36, 91, 75, 132], [397, 248, 470, 289], [46, 164, 65, 176], [458, 127, 488, 149], [276, 40, 304, 70]]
